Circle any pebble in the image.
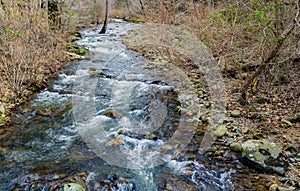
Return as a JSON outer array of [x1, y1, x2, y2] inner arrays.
[[269, 184, 278, 191], [206, 146, 217, 152], [214, 125, 228, 138], [256, 185, 265, 191], [242, 127, 249, 134], [183, 170, 194, 176], [226, 138, 235, 145], [223, 117, 234, 123], [105, 137, 124, 147], [289, 158, 296, 163], [285, 151, 294, 158], [214, 150, 225, 155], [0, 103, 5, 114], [231, 110, 241, 117], [230, 142, 242, 152]]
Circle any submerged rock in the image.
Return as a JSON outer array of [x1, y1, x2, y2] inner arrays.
[[161, 176, 199, 191], [241, 139, 289, 175], [103, 109, 124, 119], [105, 137, 125, 147], [11, 172, 135, 191]]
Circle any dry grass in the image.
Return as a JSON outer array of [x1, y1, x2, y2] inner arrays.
[[0, 0, 107, 124], [122, 0, 300, 73], [0, 4, 64, 101]]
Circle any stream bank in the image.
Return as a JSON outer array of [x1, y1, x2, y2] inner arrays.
[[1, 20, 299, 191]]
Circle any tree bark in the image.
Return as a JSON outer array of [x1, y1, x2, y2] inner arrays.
[[239, 22, 296, 105], [0, 0, 6, 11], [99, 0, 108, 34], [48, 0, 61, 29], [41, 0, 48, 10], [139, 0, 144, 11]]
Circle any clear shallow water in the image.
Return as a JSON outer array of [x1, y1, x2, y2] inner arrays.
[[0, 20, 235, 191]]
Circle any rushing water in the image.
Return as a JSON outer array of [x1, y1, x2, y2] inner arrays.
[[0, 20, 236, 191]]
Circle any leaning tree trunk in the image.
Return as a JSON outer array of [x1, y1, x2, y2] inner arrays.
[[239, 22, 296, 105], [99, 0, 108, 34]]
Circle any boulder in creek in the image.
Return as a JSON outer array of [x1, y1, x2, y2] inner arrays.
[[103, 109, 124, 119], [241, 139, 289, 175], [105, 137, 125, 147], [64, 183, 85, 191]]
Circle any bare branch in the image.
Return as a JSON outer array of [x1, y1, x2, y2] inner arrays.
[[295, 0, 300, 27]]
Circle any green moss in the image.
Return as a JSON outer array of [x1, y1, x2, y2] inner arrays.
[[124, 17, 144, 24], [63, 183, 85, 191], [253, 131, 263, 138], [256, 97, 266, 104], [66, 42, 88, 56], [175, 106, 182, 114], [0, 114, 10, 126], [89, 71, 104, 78]]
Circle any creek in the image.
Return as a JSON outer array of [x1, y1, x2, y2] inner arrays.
[[0, 20, 237, 191]]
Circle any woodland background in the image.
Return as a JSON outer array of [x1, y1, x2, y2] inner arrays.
[[0, 0, 299, 134]]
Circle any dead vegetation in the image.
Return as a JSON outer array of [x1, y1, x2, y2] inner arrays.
[[0, 0, 106, 124], [120, 1, 300, 187], [120, 0, 300, 117], [121, 0, 300, 179]]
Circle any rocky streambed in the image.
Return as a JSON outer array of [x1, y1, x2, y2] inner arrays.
[[0, 20, 299, 191]]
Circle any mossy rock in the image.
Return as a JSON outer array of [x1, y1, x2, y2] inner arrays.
[[241, 139, 289, 175], [66, 42, 88, 56], [214, 125, 227, 138], [230, 142, 242, 152], [63, 183, 85, 191], [0, 114, 10, 126], [123, 17, 144, 23], [89, 71, 104, 78], [103, 109, 124, 119]]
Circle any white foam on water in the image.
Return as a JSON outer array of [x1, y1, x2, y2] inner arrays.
[[191, 160, 235, 191]]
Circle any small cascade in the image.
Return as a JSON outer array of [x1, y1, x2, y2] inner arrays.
[[1, 20, 240, 191], [190, 160, 235, 191]]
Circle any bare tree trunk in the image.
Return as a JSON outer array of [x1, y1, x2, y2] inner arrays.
[[99, 0, 108, 34], [139, 0, 144, 11], [0, 0, 6, 11], [48, 0, 61, 29], [239, 23, 296, 105]]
